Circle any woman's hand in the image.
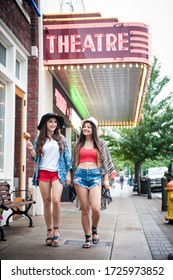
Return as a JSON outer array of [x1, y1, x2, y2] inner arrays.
[[66, 171, 71, 186], [26, 140, 36, 157], [103, 175, 110, 190], [26, 140, 34, 152]]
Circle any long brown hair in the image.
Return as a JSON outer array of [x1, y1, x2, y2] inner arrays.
[[75, 121, 101, 167], [36, 120, 65, 157]]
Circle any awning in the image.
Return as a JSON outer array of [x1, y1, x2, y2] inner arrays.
[[43, 13, 153, 127]]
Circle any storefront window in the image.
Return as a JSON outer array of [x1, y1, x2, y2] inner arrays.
[[15, 59, 20, 79], [0, 42, 6, 67], [0, 82, 5, 172]]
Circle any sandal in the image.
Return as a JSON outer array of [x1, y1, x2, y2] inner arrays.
[[46, 228, 53, 246], [52, 227, 60, 247], [83, 235, 91, 249], [52, 235, 60, 247], [92, 226, 99, 244]]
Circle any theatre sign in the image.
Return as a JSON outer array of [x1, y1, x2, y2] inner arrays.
[[43, 14, 152, 127]]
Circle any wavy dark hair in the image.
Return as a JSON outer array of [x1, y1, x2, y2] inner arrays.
[[36, 120, 65, 157], [75, 121, 102, 167]]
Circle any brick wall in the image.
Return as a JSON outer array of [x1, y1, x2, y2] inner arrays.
[[26, 55, 39, 184], [0, 0, 40, 187], [0, 0, 32, 53]]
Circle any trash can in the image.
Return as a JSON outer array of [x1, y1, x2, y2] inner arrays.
[[140, 177, 148, 194]]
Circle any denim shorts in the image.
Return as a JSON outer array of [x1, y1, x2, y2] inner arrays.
[[73, 167, 102, 189]]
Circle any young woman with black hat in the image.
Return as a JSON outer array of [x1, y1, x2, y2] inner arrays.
[[26, 113, 72, 246]]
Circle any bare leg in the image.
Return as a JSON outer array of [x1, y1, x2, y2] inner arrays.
[[51, 179, 63, 246], [39, 181, 52, 244], [89, 185, 101, 244], [39, 181, 52, 230], [74, 185, 90, 236], [89, 185, 101, 228], [51, 179, 63, 236]]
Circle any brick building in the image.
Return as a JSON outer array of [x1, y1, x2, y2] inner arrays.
[[0, 0, 39, 219]]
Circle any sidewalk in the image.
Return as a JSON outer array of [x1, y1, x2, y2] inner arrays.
[[0, 184, 173, 260]]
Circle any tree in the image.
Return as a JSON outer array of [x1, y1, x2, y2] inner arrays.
[[102, 57, 173, 194]]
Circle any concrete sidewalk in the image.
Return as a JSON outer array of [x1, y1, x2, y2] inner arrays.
[[0, 184, 173, 260]]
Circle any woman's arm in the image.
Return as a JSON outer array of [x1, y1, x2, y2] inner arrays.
[[63, 137, 72, 171], [101, 140, 116, 175], [26, 139, 37, 160], [103, 174, 110, 190], [63, 137, 73, 186]]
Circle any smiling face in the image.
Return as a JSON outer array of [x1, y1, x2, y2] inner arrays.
[[82, 121, 93, 136], [46, 118, 58, 133]]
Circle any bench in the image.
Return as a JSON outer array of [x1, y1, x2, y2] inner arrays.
[[0, 181, 36, 241]]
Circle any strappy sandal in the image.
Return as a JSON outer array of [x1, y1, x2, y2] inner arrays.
[[46, 228, 53, 246], [52, 227, 60, 247], [92, 226, 99, 244], [83, 234, 91, 249]]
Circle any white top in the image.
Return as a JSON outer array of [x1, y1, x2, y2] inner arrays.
[[119, 170, 125, 178], [39, 139, 60, 172]]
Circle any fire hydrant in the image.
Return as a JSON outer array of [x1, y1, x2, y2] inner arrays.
[[164, 180, 173, 223]]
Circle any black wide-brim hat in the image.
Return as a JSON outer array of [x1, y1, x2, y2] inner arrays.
[[37, 113, 64, 130]]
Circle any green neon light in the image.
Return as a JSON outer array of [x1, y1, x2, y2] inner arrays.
[[69, 85, 89, 119]]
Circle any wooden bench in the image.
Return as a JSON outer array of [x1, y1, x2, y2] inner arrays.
[[0, 181, 36, 241]]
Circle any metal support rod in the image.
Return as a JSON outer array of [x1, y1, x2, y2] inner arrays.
[[147, 178, 152, 199], [161, 176, 167, 211], [27, 0, 41, 17]]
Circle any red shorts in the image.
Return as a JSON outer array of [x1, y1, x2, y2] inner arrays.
[[38, 170, 59, 183]]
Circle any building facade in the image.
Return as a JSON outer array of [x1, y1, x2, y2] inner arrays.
[[0, 0, 82, 221], [0, 0, 152, 222], [0, 0, 40, 221]]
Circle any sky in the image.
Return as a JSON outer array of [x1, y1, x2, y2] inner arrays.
[[41, 0, 173, 99], [83, 0, 173, 98]]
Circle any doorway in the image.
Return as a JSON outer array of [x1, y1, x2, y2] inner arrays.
[[13, 87, 25, 215]]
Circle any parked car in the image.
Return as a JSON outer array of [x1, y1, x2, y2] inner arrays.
[[144, 166, 168, 191]]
